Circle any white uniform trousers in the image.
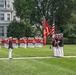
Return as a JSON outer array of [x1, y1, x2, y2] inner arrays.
[[54, 47, 59, 57], [8, 48, 12, 59], [59, 47, 64, 57], [53, 47, 56, 56], [28, 43, 34, 48], [24, 44, 27, 48]]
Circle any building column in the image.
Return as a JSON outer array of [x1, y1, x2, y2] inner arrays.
[[4, 26, 7, 38]]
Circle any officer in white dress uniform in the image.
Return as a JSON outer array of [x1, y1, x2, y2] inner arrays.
[[8, 37, 13, 59]]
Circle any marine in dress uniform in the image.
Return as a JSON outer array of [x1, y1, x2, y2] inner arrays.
[[28, 37, 35, 48], [54, 34, 59, 57], [51, 38, 55, 56], [23, 37, 27, 48], [58, 34, 64, 57], [8, 37, 13, 59], [37, 37, 43, 48]]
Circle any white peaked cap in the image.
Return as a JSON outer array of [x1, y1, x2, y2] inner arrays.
[[9, 37, 12, 38], [52, 34, 55, 38]]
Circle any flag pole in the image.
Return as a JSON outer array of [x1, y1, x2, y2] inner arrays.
[[43, 16, 46, 45], [52, 12, 55, 38]]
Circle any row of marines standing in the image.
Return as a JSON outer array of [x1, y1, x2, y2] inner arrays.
[[51, 34, 64, 57]]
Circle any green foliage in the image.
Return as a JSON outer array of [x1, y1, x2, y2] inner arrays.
[[46, 37, 76, 44], [14, 0, 75, 32], [14, 0, 76, 40], [55, 0, 74, 31], [46, 36, 51, 44], [7, 21, 25, 39], [69, 13, 76, 24], [14, 0, 35, 20], [63, 23, 76, 38], [64, 38, 76, 44], [7, 20, 34, 38], [24, 21, 33, 37]]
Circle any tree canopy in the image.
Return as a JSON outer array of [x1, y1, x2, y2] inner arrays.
[[14, 0, 76, 38], [7, 20, 33, 38]]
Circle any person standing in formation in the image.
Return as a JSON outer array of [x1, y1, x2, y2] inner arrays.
[[58, 34, 64, 57], [8, 37, 13, 59], [52, 34, 64, 57], [54, 34, 59, 57], [51, 37, 55, 56]]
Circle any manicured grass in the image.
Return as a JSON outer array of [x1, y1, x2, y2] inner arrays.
[[64, 45, 76, 56], [0, 58, 76, 75], [0, 45, 76, 58], [0, 45, 76, 75], [0, 45, 52, 58]]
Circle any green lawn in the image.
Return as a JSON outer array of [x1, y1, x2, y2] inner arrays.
[[0, 58, 76, 75], [64, 45, 76, 56], [0, 45, 76, 58], [0, 45, 76, 75]]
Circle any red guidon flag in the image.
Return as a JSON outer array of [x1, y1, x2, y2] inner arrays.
[[43, 17, 51, 45]]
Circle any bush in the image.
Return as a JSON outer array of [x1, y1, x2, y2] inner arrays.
[[64, 38, 76, 44], [7, 20, 34, 39], [46, 37, 51, 44], [7, 21, 25, 39], [46, 37, 76, 44]]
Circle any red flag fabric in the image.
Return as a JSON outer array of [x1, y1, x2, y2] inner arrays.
[[43, 17, 51, 45]]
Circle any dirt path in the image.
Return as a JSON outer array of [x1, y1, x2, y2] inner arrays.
[[0, 56, 76, 60]]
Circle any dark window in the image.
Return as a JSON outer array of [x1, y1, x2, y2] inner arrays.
[[0, 0, 4, 7], [0, 26, 4, 36], [7, 14, 10, 21], [0, 13, 4, 21]]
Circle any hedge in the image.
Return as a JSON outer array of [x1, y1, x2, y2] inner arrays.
[[46, 37, 76, 44]]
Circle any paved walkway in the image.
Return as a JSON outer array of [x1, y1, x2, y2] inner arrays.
[[0, 56, 76, 60]]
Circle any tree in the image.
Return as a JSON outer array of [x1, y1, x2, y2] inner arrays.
[[63, 23, 76, 38], [64, 0, 76, 38], [24, 21, 34, 37], [7, 21, 25, 39], [7, 20, 34, 38], [14, 0, 75, 35]]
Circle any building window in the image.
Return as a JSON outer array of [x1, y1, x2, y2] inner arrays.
[[0, 0, 4, 8], [6, 0, 10, 8], [0, 13, 4, 21], [0, 26, 4, 36], [7, 14, 10, 21], [5, 0, 6, 8]]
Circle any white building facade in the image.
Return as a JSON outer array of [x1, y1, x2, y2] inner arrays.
[[0, 0, 15, 39]]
